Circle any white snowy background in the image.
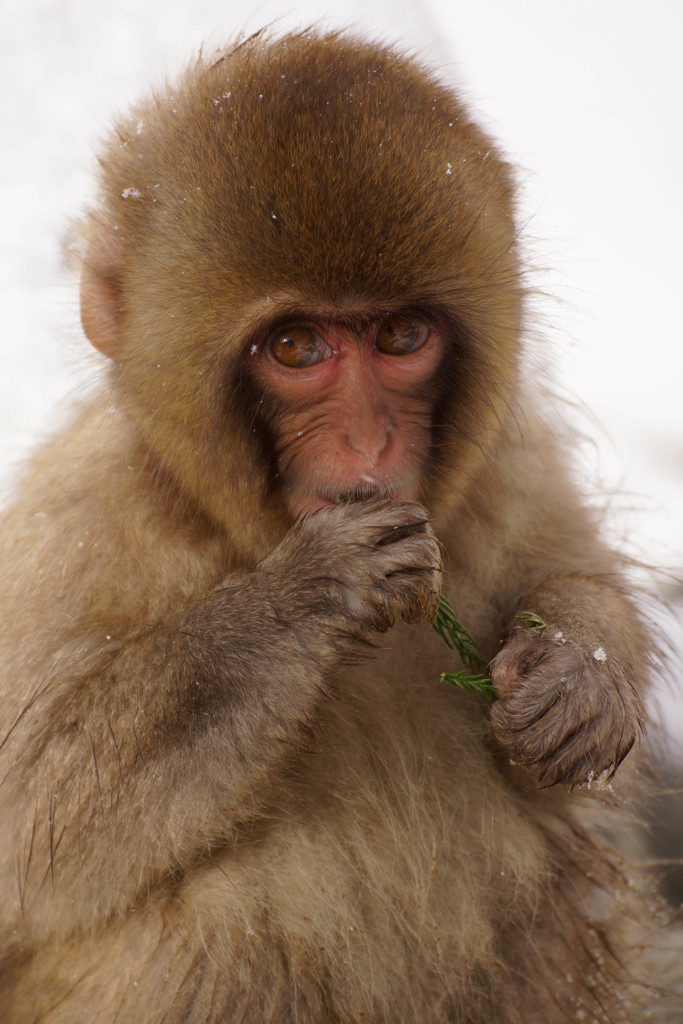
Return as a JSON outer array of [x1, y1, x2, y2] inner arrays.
[[1, 0, 682, 758]]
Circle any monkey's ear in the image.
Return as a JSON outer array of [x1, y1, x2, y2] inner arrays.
[[80, 236, 122, 358]]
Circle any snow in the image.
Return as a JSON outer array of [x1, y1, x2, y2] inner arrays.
[[0, 0, 681, 752]]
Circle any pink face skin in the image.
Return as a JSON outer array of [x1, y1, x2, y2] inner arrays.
[[254, 317, 445, 518]]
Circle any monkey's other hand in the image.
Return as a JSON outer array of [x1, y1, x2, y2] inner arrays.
[[258, 501, 442, 663], [488, 630, 642, 787]]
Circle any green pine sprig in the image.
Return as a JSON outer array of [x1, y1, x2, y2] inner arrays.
[[431, 595, 496, 699], [516, 610, 547, 630]]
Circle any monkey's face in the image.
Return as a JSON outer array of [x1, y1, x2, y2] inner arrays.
[[251, 314, 445, 518]]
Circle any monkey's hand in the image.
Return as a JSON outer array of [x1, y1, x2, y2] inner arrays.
[[257, 501, 442, 665], [488, 626, 642, 788]]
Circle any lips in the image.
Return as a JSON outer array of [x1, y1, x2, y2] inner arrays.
[[285, 476, 418, 519], [334, 487, 378, 504], [286, 488, 382, 517]]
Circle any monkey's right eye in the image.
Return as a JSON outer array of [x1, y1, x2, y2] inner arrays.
[[270, 327, 327, 367]]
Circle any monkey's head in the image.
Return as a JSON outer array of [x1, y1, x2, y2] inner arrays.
[[81, 30, 522, 561]]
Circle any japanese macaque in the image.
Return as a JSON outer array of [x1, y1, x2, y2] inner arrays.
[[0, 29, 668, 1024]]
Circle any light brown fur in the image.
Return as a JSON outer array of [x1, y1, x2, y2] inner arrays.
[[0, 30, 671, 1022]]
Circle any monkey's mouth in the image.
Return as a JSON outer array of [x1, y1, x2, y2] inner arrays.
[[335, 488, 370, 504], [305, 487, 381, 511], [286, 477, 415, 518], [328, 473, 394, 504], [329, 477, 390, 505]]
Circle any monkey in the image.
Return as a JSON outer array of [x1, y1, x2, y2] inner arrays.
[[0, 28, 671, 1024]]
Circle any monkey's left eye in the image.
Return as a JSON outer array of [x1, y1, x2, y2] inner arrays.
[[375, 316, 430, 355], [271, 327, 327, 367]]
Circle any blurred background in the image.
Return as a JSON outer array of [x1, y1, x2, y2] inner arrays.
[[1, 0, 681, 900]]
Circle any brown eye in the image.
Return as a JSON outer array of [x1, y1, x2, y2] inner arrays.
[[375, 316, 430, 355], [270, 327, 326, 367]]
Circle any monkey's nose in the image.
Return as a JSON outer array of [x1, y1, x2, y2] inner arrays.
[[343, 421, 391, 466]]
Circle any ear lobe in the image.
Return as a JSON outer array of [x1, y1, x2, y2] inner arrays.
[[80, 245, 123, 358]]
